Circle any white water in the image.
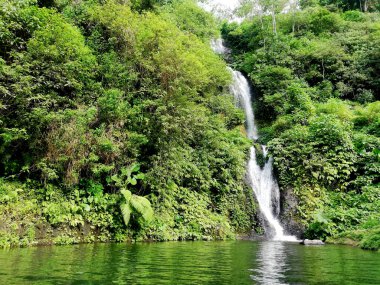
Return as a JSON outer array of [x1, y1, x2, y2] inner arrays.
[[229, 69, 258, 140], [212, 39, 297, 242], [210, 39, 229, 55]]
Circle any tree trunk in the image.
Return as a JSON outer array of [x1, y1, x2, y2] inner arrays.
[[292, 0, 299, 33], [271, 5, 277, 35], [292, 11, 296, 33], [259, 9, 265, 48], [322, 58, 325, 80], [364, 0, 369, 12], [260, 14, 264, 29]]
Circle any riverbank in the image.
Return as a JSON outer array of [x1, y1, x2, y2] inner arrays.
[[0, 179, 256, 249], [327, 228, 380, 251], [1, 178, 379, 251]]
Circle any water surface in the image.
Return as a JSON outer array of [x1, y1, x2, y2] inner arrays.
[[0, 241, 379, 285]]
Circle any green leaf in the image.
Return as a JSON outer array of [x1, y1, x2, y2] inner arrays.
[[135, 173, 145, 180], [82, 204, 91, 212], [130, 163, 140, 173], [111, 174, 121, 185], [120, 189, 132, 203], [120, 203, 132, 226], [130, 195, 154, 223], [129, 178, 137, 186]]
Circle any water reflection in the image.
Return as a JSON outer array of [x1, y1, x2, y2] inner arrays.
[[0, 241, 379, 285], [251, 241, 289, 285]]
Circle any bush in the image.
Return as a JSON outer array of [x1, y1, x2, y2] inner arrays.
[[360, 228, 380, 251]]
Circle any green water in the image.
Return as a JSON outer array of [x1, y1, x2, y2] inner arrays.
[[0, 241, 379, 285]]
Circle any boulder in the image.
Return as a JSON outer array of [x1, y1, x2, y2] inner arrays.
[[300, 239, 325, 245]]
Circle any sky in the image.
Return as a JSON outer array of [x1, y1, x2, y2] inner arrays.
[[207, 0, 240, 9], [202, 0, 239, 10], [199, 0, 242, 21]]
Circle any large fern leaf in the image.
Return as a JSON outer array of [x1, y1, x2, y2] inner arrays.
[[120, 203, 132, 226], [120, 188, 132, 203], [130, 195, 154, 223]]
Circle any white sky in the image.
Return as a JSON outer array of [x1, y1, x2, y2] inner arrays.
[[199, 0, 242, 21], [207, 0, 240, 9]]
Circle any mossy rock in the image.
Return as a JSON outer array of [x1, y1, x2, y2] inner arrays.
[[253, 143, 267, 169]]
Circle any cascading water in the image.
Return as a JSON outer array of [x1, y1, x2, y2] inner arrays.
[[212, 39, 297, 241]]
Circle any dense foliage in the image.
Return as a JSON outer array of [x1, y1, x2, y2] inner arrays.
[[0, 0, 257, 247], [222, 2, 380, 249]]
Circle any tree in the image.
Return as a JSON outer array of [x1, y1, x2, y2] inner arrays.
[[260, 0, 287, 35], [237, 0, 287, 35], [288, 0, 300, 33], [318, 0, 380, 11]]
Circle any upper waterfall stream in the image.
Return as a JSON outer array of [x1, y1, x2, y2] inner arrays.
[[212, 39, 297, 241]]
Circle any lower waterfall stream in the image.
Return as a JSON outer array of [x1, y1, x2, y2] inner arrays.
[[212, 39, 297, 241]]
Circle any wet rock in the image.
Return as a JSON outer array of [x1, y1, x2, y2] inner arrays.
[[279, 187, 306, 238], [301, 239, 325, 245]]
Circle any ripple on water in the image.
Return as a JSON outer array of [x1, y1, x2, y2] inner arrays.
[[0, 241, 379, 285]]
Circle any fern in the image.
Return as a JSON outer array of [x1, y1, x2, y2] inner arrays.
[[120, 203, 132, 226], [130, 195, 154, 223]]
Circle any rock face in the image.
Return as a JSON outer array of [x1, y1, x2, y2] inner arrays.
[[301, 239, 325, 245], [279, 187, 306, 238]]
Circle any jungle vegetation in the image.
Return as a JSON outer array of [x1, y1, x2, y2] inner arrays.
[[0, 0, 256, 247], [0, 0, 379, 251]]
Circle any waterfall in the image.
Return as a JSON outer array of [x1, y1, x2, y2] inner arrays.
[[212, 40, 297, 241], [210, 39, 228, 55]]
